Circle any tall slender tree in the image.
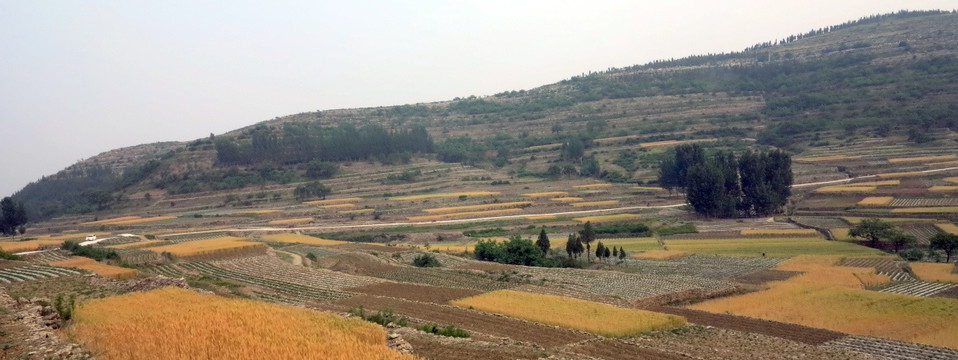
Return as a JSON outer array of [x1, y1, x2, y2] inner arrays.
[[535, 229, 550, 254], [580, 221, 596, 262]]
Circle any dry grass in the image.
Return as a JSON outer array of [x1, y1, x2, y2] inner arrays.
[[407, 208, 523, 222], [0, 239, 63, 253], [911, 263, 958, 283], [740, 229, 820, 236], [891, 207, 958, 213], [925, 160, 958, 167], [830, 228, 852, 241], [631, 250, 688, 260], [269, 217, 314, 225], [573, 214, 641, 223], [857, 196, 894, 206], [106, 240, 168, 249], [390, 191, 500, 201], [521, 191, 569, 198], [814, 185, 877, 193], [450, 290, 685, 337], [319, 203, 355, 209], [849, 180, 900, 186], [569, 200, 620, 207], [50, 257, 137, 279], [81, 216, 175, 226], [261, 233, 347, 246], [663, 237, 887, 257], [147, 237, 267, 259], [640, 138, 716, 148], [887, 154, 957, 163], [305, 197, 363, 205], [573, 183, 612, 189], [631, 186, 665, 191], [934, 223, 958, 235], [551, 197, 584, 202], [876, 171, 926, 178], [525, 215, 557, 220], [422, 201, 531, 214], [793, 155, 861, 162], [691, 255, 958, 349], [339, 209, 376, 215], [929, 186, 958, 192], [68, 287, 417, 360], [944, 177, 958, 184]]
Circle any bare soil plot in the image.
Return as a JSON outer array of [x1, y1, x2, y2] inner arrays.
[[334, 294, 592, 348], [733, 269, 801, 285], [569, 338, 688, 360], [316, 253, 399, 275], [634, 328, 876, 360], [346, 282, 481, 304], [825, 335, 958, 360], [371, 268, 515, 292], [401, 330, 540, 360], [643, 305, 846, 345]]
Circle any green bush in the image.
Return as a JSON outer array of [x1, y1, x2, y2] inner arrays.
[[62, 240, 119, 261], [0, 249, 21, 260], [416, 323, 470, 338], [412, 253, 441, 267], [348, 306, 408, 327]]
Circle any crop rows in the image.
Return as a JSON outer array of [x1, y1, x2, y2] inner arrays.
[[178, 262, 354, 302], [900, 224, 941, 246], [0, 265, 80, 283], [825, 335, 958, 360], [623, 254, 783, 280], [143, 264, 186, 277], [890, 198, 958, 207], [371, 268, 514, 291], [163, 231, 231, 243], [879, 280, 958, 297], [514, 266, 734, 301], [22, 249, 72, 263], [210, 255, 381, 290], [839, 258, 914, 281]]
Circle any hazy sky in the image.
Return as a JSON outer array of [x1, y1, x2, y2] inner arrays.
[[1, 1, 955, 196]]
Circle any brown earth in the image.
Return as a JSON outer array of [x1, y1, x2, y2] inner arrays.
[[401, 330, 540, 360], [568, 338, 689, 360], [643, 305, 847, 345], [733, 269, 802, 285], [346, 282, 481, 304]]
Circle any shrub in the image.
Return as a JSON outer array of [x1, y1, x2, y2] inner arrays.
[[412, 253, 441, 267], [416, 323, 469, 338], [55, 294, 76, 322], [0, 249, 21, 261], [62, 240, 120, 261], [348, 306, 408, 327]]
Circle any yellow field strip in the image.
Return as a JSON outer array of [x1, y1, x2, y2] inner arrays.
[[740, 229, 820, 236], [68, 287, 415, 360], [631, 186, 665, 191], [573, 214, 641, 223], [848, 180, 900, 186], [570, 200, 620, 207], [50, 257, 138, 279], [0, 239, 64, 253], [793, 155, 861, 162], [525, 215, 557, 220], [594, 135, 639, 144], [390, 191, 500, 201], [522, 191, 569, 198], [929, 186, 958, 192], [422, 201, 531, 214], [304, 197, 363, 205], [891, 207, 958, 214], [814, 186, 876, 193], [573, 183, 612, 189], [925, 160, 958, 167], [407, 209, 523, 222], [261, 233, 347, 246], [842, 217, 938, 224], [450, 290, 685, 337], [147, 237, 267, 259], [887, 154, 956, 163], [945, 177, 958, 184], [632, 250, 688, 260], [910, 263, 958, 283], [857, 196, 894, 206], [934, 223, 958, 235], [551, 197, 584, 202], [319, 204, 355, 209]]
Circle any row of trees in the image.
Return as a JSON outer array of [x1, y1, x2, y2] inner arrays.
[[849, 218, 958, 261], [658, 144, 792, 218], [0, 197, 27, 236]]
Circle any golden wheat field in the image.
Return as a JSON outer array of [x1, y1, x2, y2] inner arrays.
[[570, 200, 620, 207], [269, 217, 314, 225], [910, 263, 958, 283], [630, 186, 665, 191], [814, 185, 877, 193], [521, 191, 569, 197], [49, 257, 138, 280], [631, 250, 688, 260], [876, 171, 926, 178], [68, 287, 417, 360], [573, 183, 612, 189], [887, 154, 957, 163], [422, 201, 531, 214], [304, 197, 363, 205], [260, 233, 347, 246], [857, 196, 894, 206], [926, 160, 958, 167], [319, 203, 355, 209], [407, 208, 523, 222], [690, 255, 958, 349], [793, 155, 861, 162], [551, 197, 584, 202], [106, 240, 168, 249], [740, 229, 820, 236], [849, 180, 901, 186], [891, 207, 958, 213], [830, 227, 853, 241], [147, 237, 266, 259], [934, 223, 958, 234], [451, 290, 685, 337], [525, 215, 557, 220], [0, 239, 63, 253], [573, 214, 641, 223], [928, 186, 958, 192], [945, 177, 958, 184], [390, 191, 499, 201]]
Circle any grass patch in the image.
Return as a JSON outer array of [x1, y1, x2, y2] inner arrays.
[[793, 155, 861, 162], [910, 263, 958, 283], [876, 171, 926, 178], [450, 290, 685, 337]]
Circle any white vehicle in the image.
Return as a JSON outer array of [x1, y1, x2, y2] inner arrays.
[[85, 234, 97, 241]]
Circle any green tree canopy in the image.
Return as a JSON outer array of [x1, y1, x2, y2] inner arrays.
[[930, 233, 958, 262], [848, 218, 895, 247]]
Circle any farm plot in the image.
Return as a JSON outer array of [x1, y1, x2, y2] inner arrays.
[[624, 254, 784, 280], [791, 216, 851, 228], [407, 209, 523, 222], [825, 335, 958, 360], [334, 294, 592, 348], [690, 255, 958, 349], [890, 198, 958, 206], [521, 191, 568, 197], [371, 268, 515, 292], [569, 200, 619, 207], [573, 183, 612, 189], [878, 281, 958, 297], [929, 186, 958, 191], [877, 171, 926, 178], [209, 255, 382, 290], [935, 223, 958, 234], [421, 201, 531, 214], [839, 257, 914, 282], [794, 155, 861, 162], [80, 216, 176, 226], [142, 264, 186, 278], [20, 249, 71, 263], [305, 197, 363, 205], [857, 196, 893, 206], [450, 290, 686, 337], [550, 196, 584, 202], [389, 191, 500, 201], [910, 263, 958, 283], [178, 262, 353, 302], [106, 239, 168, 249], [887, 154, 957, 163], [0, 239, 63, 253], [147, 236, 268, 260], [573, 214, 641, 223], [663, 237, 887, 258], [68, 287, 414, 360], [814, 185, 877, 193], [0, 265, 79, 284], [49, 257, 137, 279], [401, 331, 540, 360], [261, 233, 347, 246], [891, 207, 958, 213], [739, 229, 820, 237], [900, 223, 941, 245], [512, 266, 734, 302], [346, 282, 482, 304], [631, 250, 688, 260], [269, 217, 314, 225], [643, 305, 846, 346]]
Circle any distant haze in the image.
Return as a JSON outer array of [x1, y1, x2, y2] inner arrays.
[[1, 1, 955, 196]]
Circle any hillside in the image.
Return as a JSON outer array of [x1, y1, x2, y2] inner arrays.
[[11, 10, 958, 222]]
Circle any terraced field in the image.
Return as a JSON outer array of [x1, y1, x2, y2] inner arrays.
[[177, 262, 355, 302], [825, 336, 958, 360], [878, 281, 958, 297], [0, 264, 80, 283]]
